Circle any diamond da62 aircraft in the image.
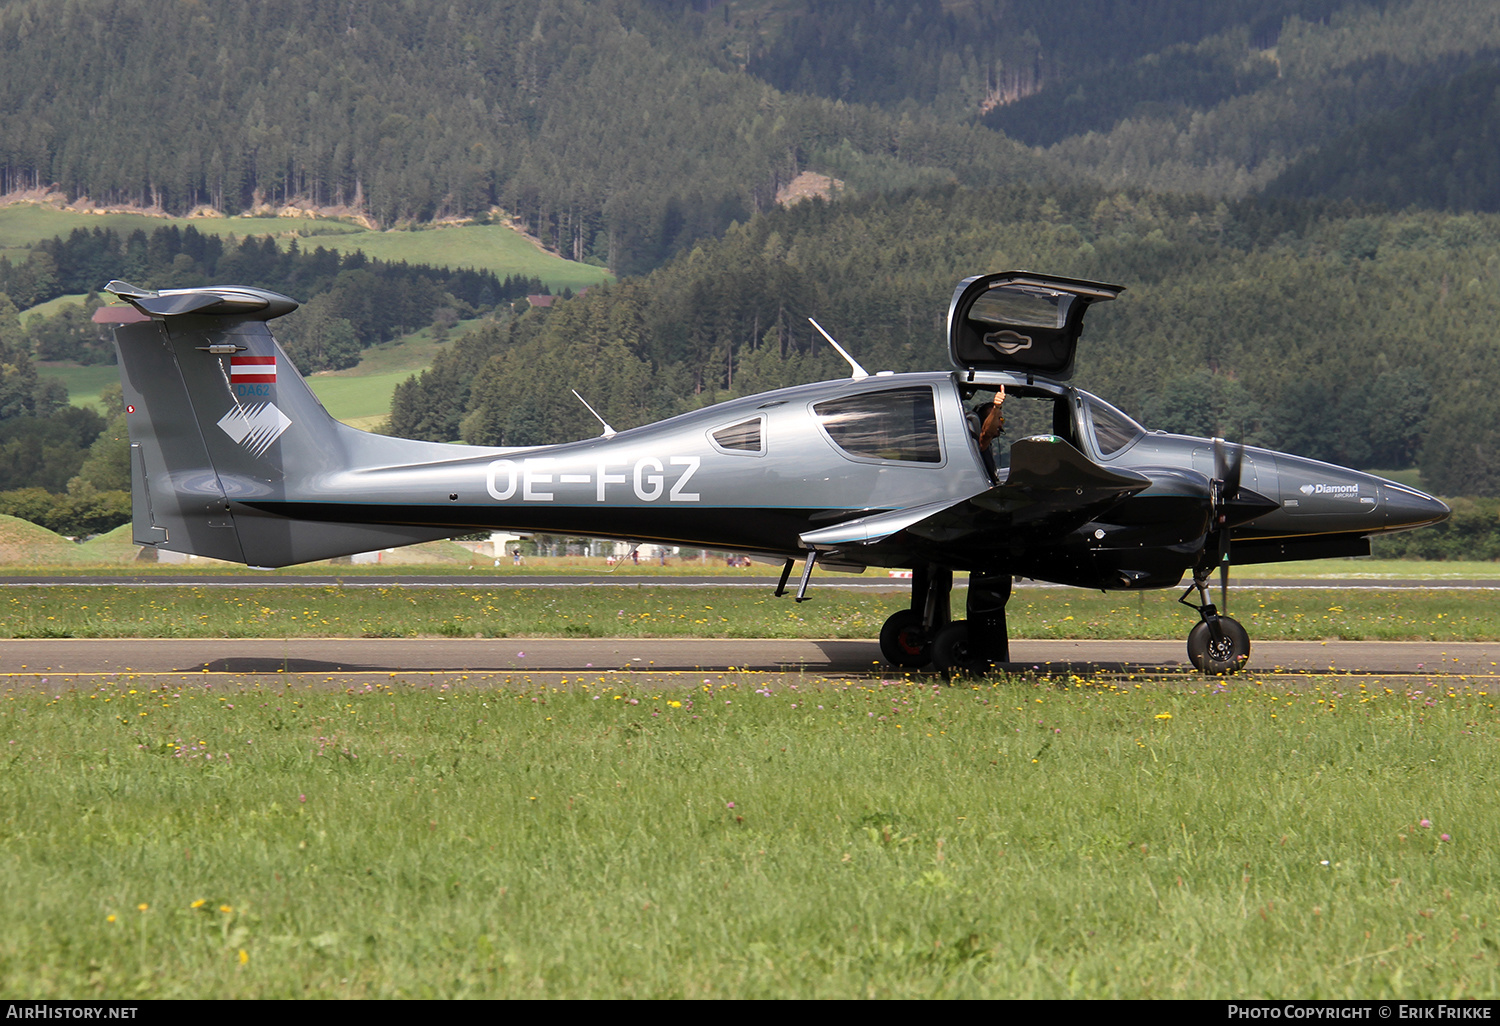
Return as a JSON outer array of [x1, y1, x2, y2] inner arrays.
[[103, 272, 1449, 674]]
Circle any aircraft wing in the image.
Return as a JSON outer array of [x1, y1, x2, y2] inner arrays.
[[799, 436, 1150, 569]]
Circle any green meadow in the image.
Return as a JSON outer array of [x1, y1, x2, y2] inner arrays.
[[0, 205, 610, 288], [0, 671, 1495, 998], [8, 200, 608, 425]]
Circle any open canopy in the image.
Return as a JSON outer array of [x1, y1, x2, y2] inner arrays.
[[947, 271, 1123, 381]]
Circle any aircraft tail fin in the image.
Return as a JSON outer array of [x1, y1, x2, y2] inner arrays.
[[106, 281, 465, 567]]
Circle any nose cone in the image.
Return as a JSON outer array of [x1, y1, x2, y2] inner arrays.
[[1381, 481, 1450, 532]]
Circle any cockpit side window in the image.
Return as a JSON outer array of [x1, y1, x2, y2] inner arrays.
[[1085, 397, 1145, 457], [710, 417, 765, 455], [814, 387, 942, 464]]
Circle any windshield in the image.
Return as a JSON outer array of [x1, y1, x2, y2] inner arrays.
[[1084, 396, 1145, 457]]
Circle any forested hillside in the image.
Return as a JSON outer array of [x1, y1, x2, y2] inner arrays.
[[8, 0, 1500, 263], [0, 0, 1048, 275]]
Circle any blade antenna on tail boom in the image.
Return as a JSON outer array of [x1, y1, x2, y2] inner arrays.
[[808, 318, 869, 381], [571, 389, 616, 439]]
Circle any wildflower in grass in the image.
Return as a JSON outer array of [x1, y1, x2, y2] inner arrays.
[[1442, 834, 1452, 842], [1420, 819, 1432, 829], [138, 903, 148, 912], [1155, 712, 1172, 720], [106, 915, 116, 923], [219, 905, 232, 914], [191, 899, 207, 909]]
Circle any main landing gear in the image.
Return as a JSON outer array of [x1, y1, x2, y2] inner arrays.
[[878, 565, 1012, 676], [1179, 570, 1250, 674]]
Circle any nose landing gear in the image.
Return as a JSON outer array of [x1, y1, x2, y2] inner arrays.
[[1179, 571, 1250, 674]]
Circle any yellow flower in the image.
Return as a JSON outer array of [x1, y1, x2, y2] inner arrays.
[[219, 904, 233, 914], [1154, 712, 1172, 721], [106, 914, 116, 923], [137, 903, 149, 912], [238, 949, 249, 965], [191, 899, 207, 909]]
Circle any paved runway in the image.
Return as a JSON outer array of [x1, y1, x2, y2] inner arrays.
[[5, 637, 1497, 686]]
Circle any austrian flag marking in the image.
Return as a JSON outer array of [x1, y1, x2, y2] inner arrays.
[[230, 354, 276, 384]]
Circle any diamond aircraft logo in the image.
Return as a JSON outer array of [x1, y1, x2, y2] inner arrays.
[[1300, 482, 1360, 497], [218, 402, 292, 457]]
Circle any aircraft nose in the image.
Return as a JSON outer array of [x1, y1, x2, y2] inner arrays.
[[1382, 482, 1450, 531]]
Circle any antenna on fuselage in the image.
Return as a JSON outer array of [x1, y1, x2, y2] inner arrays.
[[571, 389, 616, 439], [808, 317, 869, 381]]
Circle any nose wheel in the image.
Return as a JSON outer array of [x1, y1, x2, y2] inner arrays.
[[1179, 573, 1249, 674]]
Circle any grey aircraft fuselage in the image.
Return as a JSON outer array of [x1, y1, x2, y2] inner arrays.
[[103, 272, 1449, 672]]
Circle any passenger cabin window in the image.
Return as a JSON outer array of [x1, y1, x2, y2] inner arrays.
[[815, 387, 941, 464], [712, 418, 764, 454], [1085, 398, 1145, 457]]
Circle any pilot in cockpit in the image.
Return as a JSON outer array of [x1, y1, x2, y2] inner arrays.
[[967, 384, 1006, 481]]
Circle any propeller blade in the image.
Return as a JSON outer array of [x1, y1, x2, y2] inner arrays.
[[1213, 437, 1244, 501], [1208, 438, 1248, 614]]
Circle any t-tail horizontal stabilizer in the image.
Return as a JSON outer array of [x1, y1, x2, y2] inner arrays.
[[105, 281, 487, 567]]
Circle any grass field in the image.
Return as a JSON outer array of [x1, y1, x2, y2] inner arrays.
[[34, 362, 120, 412], [19, 292, 92, 320], [303, 317, 490, 428], [0, 205, 610, 289], [306, 224, 611, 292], [31, 314, 481, 423], [0, 670, 1495, 998], [3, 582, 1500, 642]]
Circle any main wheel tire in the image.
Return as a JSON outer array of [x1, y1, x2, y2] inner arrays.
[[930, 620, 991, 678], [1187, 616, 1250, 674], [879, 609, 931, 667]]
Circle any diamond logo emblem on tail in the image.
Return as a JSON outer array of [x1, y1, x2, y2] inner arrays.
[[230, 354, 276, 384], [218, 402, 292, 457]]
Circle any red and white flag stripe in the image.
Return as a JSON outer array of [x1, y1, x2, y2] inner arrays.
[[230, 355, 276, 384]]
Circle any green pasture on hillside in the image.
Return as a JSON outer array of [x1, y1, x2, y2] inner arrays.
[[38, 351, 430, 424], [0, 672, 1495, 998], [34, 362, 120, 412], [307, 224, 611, 291], [19, 292, 92, 320], [32, 312, 485, 424], [303, 317, 490, 428], [0, 205, 363, 256], [0, 205, 610, 288]]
